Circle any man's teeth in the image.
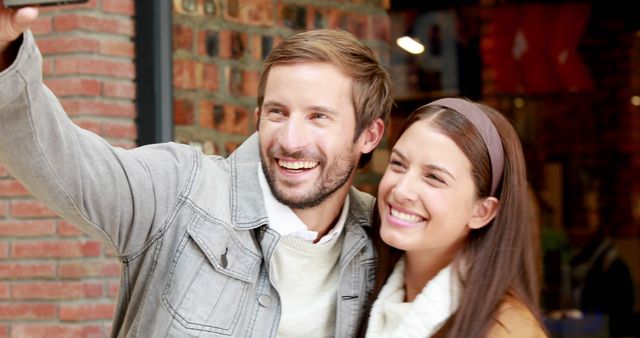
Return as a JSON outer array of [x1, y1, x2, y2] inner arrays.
[[391, 208, 423, 223], [278, 160, 318, 170]]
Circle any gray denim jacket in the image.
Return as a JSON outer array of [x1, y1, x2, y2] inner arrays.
[[0, 31, 377, 338]]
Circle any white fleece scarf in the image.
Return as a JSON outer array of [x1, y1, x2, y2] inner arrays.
[[366, 257, 462, 338]]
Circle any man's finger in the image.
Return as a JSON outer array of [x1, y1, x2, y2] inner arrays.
[[11, 6, 39, 35], [0, 5, 38, 43]]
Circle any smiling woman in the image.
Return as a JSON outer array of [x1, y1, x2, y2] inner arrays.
[[360, 97, 548, 338]]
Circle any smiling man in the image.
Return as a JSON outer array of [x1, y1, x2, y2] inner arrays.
[[0, 4, 393, 337]]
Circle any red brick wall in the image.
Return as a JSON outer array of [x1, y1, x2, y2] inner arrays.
[[1, 1, 390, 337], [0, 0, 135, 337], [171, 0, 392, 194]]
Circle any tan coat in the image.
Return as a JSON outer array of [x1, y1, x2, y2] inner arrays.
[[486, 296, 548, 338]]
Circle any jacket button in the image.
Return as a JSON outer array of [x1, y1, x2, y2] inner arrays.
[[258, 294, 272, 307]]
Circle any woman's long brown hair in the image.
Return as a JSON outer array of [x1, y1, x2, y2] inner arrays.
[[359, 100, 545, 338]]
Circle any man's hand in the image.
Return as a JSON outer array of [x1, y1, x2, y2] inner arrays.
[[0, 1, 38, 70]]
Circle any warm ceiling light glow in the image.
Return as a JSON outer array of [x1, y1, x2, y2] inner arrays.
[[396, 36, 425, 54], [631, 95, 640, 106]]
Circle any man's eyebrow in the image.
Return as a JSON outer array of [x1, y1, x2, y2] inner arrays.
[[391, 148, 455, 180], [262, 101, 286, 109], [308, 105, 338, 115]]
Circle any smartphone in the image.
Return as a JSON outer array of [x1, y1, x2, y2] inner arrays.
[[4, 0, 89, 8]]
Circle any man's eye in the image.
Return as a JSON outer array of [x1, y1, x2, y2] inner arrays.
[[310, 113, 328, 119]]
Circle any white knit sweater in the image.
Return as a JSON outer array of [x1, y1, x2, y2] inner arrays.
[[366, 257, 462, 338], [272, 233, 344, 338]]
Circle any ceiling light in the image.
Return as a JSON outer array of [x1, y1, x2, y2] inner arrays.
[[396, 36, 425, 54]]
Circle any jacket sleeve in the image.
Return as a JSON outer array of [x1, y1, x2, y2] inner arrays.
[[0, 31, 198, 257]]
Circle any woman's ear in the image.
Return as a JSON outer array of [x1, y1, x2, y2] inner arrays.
[[468, 197, 500, 230]]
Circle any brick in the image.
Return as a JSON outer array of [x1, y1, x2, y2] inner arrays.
[[173, 24, 193, 51], [0, 262, 56, 279], [103, 80, 136, 99], [61, 99, 136, 118], [0, 324, 6, 338], [202, 63, 219, 91], [0, 220, 56, 237], [0, 303, 56, 320], [54, 14, 134, 36], [102, 121, 137, 140], [100, 40, 135, 57], [102, 0, 135, 15], [12, 324, 103, 338], [10, 200, 57, 218], [173, 98, 195, 125], [44, 78, 102, 97], [0, 243, 7, 259], [226, 0, 239, 19], [12, 282, 103, 300], [228, 67, 242, 96], [54, 57, 135, 79], [73, 119, 103, 136], [108, 280, 120, 297], [326, 8, 343, 30], [0, 283, 8, 299], [219, 105, 249, 134], [198, 100, 215, 129], [36, 36, 100, 55], [59, 260, 121, 278], [242, 70, 259, 97], [224, 142, 241, 156], [0, 179, 30, 197], [60, 303, 116, 321], [42, 58, 54, 76], [217, 30, 232, 58], [0, 163, 7, 177], [57, 220, 85, 237], [173, 59, 198, 89], [242, 0, 274, 26], [249, 34, 262, 60], [11, 240, 102, 259], [0, 202, 6, 218], [31, 17, 53, 36]]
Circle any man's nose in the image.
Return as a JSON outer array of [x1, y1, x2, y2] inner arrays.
[[278, 115, 310, 152]]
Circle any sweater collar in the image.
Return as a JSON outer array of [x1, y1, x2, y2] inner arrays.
[[366, 257, 462, 338]]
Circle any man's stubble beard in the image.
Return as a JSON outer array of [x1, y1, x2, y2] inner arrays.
[[260, 144, 357, 209]]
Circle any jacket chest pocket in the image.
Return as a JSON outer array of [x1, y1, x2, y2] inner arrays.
[[162, 214, 261, 335]]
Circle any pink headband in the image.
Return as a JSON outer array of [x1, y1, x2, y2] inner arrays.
[[426, 98, 504, 196]]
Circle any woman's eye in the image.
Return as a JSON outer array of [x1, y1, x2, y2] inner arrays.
[[389, 159, 402, 167], [425, 173, 445, 184]]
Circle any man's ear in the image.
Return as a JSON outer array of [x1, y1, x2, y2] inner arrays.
[[254, 107, 261, 131], [358, 118, 385, 154], [468, 197, 500, 229]]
